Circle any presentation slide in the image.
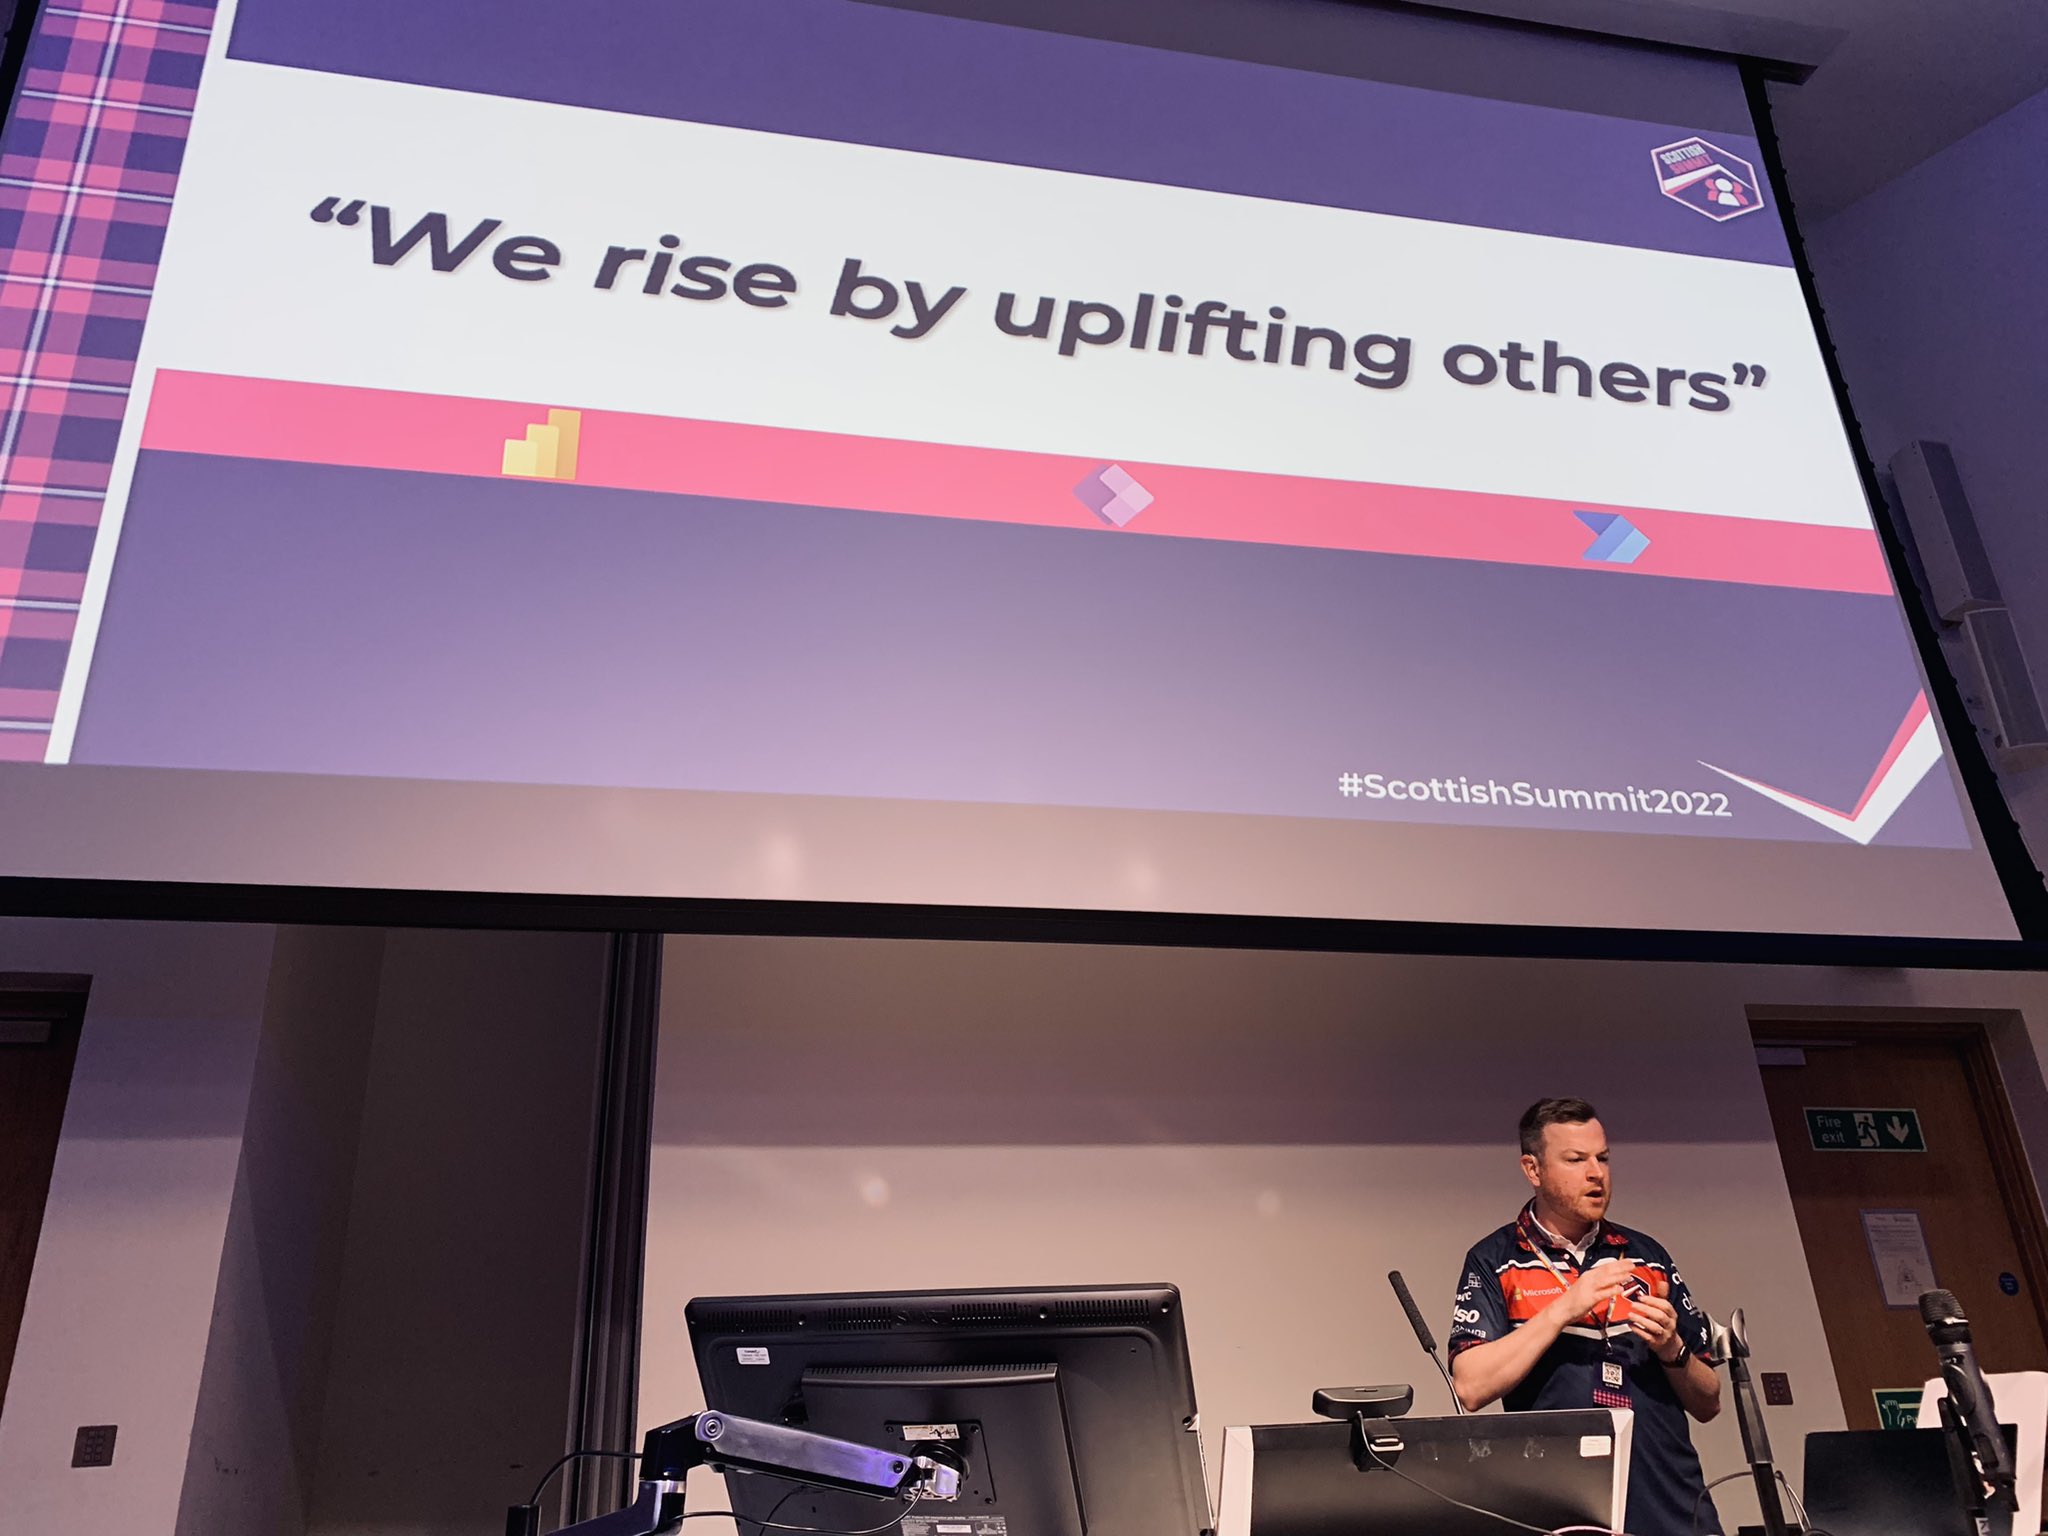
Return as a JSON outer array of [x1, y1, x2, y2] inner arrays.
[[0, 0, 2019, 938]]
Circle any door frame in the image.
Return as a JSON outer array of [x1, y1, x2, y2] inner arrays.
[[1748, 1006, 2048, 1360], [0, 971, 91, 1415]]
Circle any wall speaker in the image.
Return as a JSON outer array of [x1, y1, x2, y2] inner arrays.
[[1956, 606, 2048, 770], [1889, 439, 2002, 620]]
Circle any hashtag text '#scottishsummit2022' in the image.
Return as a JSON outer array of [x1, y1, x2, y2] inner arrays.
[[1337, 771, 1736, 822]]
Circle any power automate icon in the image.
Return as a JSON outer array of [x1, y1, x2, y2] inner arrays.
[[1651, 137, 1764, 223]]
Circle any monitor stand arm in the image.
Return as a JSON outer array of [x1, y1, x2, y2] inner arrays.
[[506, 1411, 965, 1536]]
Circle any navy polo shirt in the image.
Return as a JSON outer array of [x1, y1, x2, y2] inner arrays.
[[1448, 1206, 1720, 1536]]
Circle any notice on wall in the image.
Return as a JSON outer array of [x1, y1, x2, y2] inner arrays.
[[1862, 1208, 1939, 1309]]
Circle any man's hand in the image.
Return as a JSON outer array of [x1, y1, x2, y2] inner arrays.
[[1549, 1264, 1630, 1327], [1625, 1293, 1685, 1362], [1455, 1261, 1633, 1413]]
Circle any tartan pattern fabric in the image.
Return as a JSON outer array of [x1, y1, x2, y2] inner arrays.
[[0, 0, 215, 760]]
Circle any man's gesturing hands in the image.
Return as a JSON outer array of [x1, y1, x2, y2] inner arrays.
[[1627, 1294, 1687, 1362], [1550, 1263, 1630, 1326]]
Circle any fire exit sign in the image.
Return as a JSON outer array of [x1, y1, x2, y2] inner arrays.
[[1806, 1107, 1926, 1152]]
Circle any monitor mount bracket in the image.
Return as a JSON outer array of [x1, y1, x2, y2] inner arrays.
[[506, 1411, 964, 1536]]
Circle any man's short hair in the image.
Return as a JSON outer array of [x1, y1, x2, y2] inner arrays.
[[1519, 1097, 1599, 1157]]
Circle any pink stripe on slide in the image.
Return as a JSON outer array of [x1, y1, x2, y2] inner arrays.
[[1850, 692, 1933, 817], [139, 371, 1896, 596]]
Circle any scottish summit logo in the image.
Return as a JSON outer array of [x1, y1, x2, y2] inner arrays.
[[1652, 137, 1764, 222]]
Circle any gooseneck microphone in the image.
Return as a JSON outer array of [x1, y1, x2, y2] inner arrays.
[[1919, 1289, 2018, 1511], [1388, 1270, 1466, 1414]]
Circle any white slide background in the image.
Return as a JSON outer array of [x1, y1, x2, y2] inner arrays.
[[133, 61, 1867, 528]]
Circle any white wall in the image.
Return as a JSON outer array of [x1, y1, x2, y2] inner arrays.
[[1806, 84, 2048, 860], [0, 920, 612, 1536], [641, 935, 2048, 1531], [0, 918, 279, 1536], [174, 926, 388, 1536], [300, 928, 610, 1536]]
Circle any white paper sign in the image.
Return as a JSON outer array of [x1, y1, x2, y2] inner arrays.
[[1862, 1209, 1939, 1309]]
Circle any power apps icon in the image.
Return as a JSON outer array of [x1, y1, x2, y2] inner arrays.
[[1651, 137, 1764, 222]]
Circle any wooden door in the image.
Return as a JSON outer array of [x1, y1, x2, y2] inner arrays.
[[0, 982, 86, 1414], [1754, 1024, 2048, 1429]]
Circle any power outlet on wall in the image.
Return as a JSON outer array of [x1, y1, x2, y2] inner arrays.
[[1761, 1373, 1794, 1406], [71, 1424, 117, 1468]]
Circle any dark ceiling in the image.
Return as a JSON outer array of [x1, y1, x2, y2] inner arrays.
[[1648, 0, 2048, 219]]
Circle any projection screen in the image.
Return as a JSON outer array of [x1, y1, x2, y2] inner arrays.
[[0, 0, 2023, 939]]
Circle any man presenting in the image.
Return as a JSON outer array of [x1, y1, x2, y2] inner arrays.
[[1449, 1098, 1723, 1536]]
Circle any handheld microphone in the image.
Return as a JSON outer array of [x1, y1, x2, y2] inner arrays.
[[1919, 1289, 2018, 1507], [1388, 1270, 1466, 1414]]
